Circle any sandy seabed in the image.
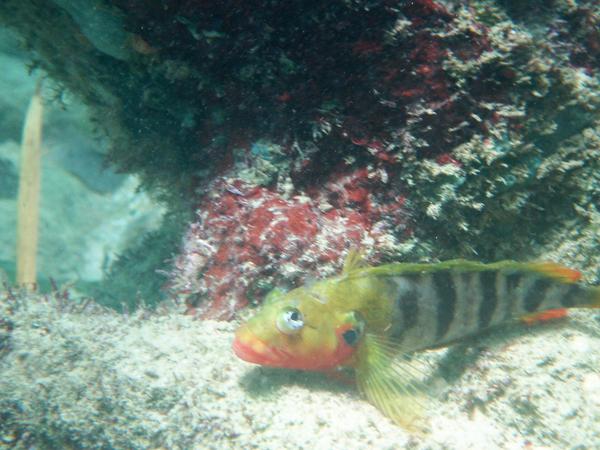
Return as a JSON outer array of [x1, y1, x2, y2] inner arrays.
[[0, 293, 598, 450]]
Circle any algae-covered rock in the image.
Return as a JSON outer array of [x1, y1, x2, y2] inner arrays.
[[1, 0, 599, 332]]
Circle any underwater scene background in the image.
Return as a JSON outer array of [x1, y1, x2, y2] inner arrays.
[[0, 0, 599, 448]]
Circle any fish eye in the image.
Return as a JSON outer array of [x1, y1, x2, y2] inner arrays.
[[342, 328, 360, 346], [276, 308, 304, 335]]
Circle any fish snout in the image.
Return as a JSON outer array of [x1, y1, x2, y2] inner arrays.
[[232, 326, 273, 365], [233, 325, 297, 368]]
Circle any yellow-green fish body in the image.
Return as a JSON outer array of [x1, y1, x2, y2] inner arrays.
[[233, 252, 600, 426]]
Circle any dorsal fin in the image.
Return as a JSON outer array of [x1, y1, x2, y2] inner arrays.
[[342, 249, 369, 274], [528, 262, 582, 283]]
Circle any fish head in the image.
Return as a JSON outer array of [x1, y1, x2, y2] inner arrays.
[[233, 286, 365, 371]]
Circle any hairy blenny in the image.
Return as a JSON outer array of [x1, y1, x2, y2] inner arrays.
[[233, 252, 600, 427]]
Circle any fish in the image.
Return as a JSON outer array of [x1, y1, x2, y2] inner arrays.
[[232, 251, 600, 427]]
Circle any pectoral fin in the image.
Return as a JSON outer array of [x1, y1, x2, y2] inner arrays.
[[354, 334, 434, 430]]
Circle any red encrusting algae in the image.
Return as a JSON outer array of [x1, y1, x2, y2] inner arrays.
[[169, 165, 411, 319]]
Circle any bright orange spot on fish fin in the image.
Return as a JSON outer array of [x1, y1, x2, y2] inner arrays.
[[530, 262, 582, 283], [521, 308, 568, 325]]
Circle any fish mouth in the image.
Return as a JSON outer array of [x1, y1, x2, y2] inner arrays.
[[232, 326, 354, 371], [233, 329, 344, 371], [232, 334, 266, 364], [232, 328, 288, 366]]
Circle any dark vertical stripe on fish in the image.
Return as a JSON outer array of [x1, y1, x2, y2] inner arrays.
[[478, 271, 498, 329], [460, 272, 473, 302], [503, 272, 522, 319], [523, 278, 552, 312], [433, 271, 456, 341], [460, 271, 480, 333], [399, 278, 419, 332]]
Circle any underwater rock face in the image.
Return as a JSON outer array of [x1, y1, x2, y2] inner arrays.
[[1, 0, 599, 315], [169, 167, 412, 319], [50, 0, 132, 61]]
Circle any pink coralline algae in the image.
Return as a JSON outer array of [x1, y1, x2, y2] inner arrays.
[[170, 167, 410, 319]]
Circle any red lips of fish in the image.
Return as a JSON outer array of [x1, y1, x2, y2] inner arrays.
[[232, 325, 357, 371], [232, 334, 274, 365], [232, 326, 299, 368]]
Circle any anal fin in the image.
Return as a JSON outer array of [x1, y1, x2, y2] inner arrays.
[[521, 308, 568, 325]]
